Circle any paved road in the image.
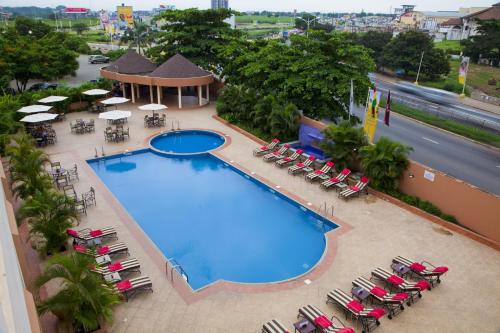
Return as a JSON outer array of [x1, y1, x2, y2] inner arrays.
[[370, 76, 500, 131], [351, 106, 500, 195]]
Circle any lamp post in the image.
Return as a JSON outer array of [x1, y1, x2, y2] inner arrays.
[[296, 16, 319, 37], [414, 51, 424, 85]]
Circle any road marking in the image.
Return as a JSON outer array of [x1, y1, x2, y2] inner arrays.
[[422, 137, 439, 145]]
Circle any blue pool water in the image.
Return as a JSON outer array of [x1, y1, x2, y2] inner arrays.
[[150, 130, 225, 154], [88, 150, 337, 290]]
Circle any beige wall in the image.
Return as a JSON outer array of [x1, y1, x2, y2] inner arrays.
[[100, 69, 214, 87], [399, 161, 500, 243]]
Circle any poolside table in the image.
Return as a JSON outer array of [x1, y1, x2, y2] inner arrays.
[[334, 182, 348, 192], [293, 319, 315, 333], [49, 168, 66, 178], [352, 286, 371, 303], [391, 262, 411, 278], [96, 254, 112, 265]]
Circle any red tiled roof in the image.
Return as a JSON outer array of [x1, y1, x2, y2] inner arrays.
[[442, 18, 463, 26], [464, 4, 500, 20]]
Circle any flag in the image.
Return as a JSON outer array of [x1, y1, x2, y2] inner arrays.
[[384, 91, 391, 126], [458, 57, 469, 84], [371, 86, 377, 117], [349, 79, 354, 116], [363, 87, 380, 144]]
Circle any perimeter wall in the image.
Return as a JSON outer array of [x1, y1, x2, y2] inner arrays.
[[301, 117, 500, 244]]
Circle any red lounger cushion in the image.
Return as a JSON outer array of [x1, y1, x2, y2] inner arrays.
[[387, 275, 404, 285], [368, 308, 386, 319], [416, 280, 431, 290], [314, 170, 324, 175], [337, 328, 355, 333], [74, 244, 86, 252], [116, 280, 132, 291], [370, 286, 387, 297], [314, 315, 332, 329], [347, 300, 364, 312], [272, 151, 279, 155], [296, 163, 304, 167], [350, 186, 360, 191], [90, 230, 103, 237], [97, 246, 110, 255], [410, 262, 426, 272], [260, 146, 268, 150], [283, 157, 290, 161], [67, 229, 78, 237], [433, 266, 449, 273], [330, 177, 339, 182], [108, 262, 123, 272], [392, 293, 409, 301]]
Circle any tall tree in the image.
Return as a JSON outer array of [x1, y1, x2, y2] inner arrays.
[[353, 31, 393, 69], [72, 22, 88, 35], [462, 19, 500, 65], [147, 8, 241, 73], [14, 16, 52, 38], [379, 31, 450, 79], [120, 21, 151, 54]]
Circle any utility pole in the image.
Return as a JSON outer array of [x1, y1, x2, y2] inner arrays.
[[414, 51, 424, 85], [296, 16, 318, 37]]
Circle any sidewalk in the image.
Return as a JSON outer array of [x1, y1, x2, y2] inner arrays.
[[373, 73, 500, 115]]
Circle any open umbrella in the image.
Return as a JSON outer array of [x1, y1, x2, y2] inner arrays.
[[17, 105, 53, 114], [138, 103, 167, 116], [20, 113, 58, 123], [38, 96, 68, 103], [82, 89, 110, 96], [98, 110, 132, 121], [101, 97, 130, 105]]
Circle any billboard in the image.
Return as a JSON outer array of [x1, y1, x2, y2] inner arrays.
[[64, 7, 89, 13], [458, 56, 470, 85], [117, 5, 134, 29]]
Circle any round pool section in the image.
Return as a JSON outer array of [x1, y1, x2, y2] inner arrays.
[[150, 130, 225, 154]]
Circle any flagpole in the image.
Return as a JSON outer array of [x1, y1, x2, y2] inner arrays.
[[460, 58, 470, 98]]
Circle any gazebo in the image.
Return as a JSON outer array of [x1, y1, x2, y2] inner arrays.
[[100, 51, 214, 108]]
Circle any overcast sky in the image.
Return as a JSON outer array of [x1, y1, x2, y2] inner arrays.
[[2, 0, 495, 13]]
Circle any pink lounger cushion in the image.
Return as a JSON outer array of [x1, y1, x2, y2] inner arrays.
[[116, 280, 132, 291], [314, 170, 324, 175], [433, 266, 449, 273], [90, 230, 103, 237], [67, 229, 78, 237], [370, 286, 387, 297], [347, 300, 364, 312], [272, 151, 279, 155], [283, 157, 290, 161], [341, 168, 350, 175], [74, 244, 86, 252], [410, 262, 426, 272], [260, 146, 268, 150], [416, 280, 431, 290], [387, 275, 404, 286], [314, 315, 332, 329], [97, 246, 110, 255], [350, 186, 360, 191], [337, 328, 355, 333], [108, 262, 123, 272], [296, 163, 304, 167], [392, 293, 409, 301], [272, 139, 279, 142], [368, 308, 386, 319]]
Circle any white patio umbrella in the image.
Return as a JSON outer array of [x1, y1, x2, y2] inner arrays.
[[138, 103, 168, 111], [100, 97, 130, 105], [98, 110, 132, 121], [82, 89, 110, 96], [38, 95, 68, 103], [17, 105, 53, 114], [20, 113, 58, 123]]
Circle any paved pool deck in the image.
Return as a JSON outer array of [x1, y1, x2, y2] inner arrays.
[[40, 102, 500, 333]]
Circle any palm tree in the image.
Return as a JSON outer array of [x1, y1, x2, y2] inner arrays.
[[320, 121, 368, 171], [251, 94, 275, 132], [6, 134, 52, 199], [20, 189, 77, 255], [120, 21, 149, 54], [35, 252, 121, 332], [268, 102, 301, 141], [359, 136, 413, 191]]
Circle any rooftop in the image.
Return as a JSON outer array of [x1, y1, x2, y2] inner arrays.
[[149, 54, 211, 79], [105, 50, 157, 75]]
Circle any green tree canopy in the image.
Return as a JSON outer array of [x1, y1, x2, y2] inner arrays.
[[379, 31, 450, 79], [221, 30, 375, 120], [72, 22, 88, 35], [14, 16, 52, 38], [352, 31, 393, 69], [147, 8, 241, 73], [462, 19, 500, 65]]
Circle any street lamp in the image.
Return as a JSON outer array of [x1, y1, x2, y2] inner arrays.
[[414, 51, 424, 85], [296, 16, 319, 37]]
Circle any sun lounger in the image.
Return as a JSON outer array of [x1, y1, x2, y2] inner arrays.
[[114, 276, 153, 301], [67, 227, 118, 243], [352, 277, 409, 319], [262, 319, 290, 333], [73, 242, 129, 258], [263, 144, 290, 162], [253, 139, 280, 156], [371, 268, 430, 304], [93, 258, 141, 276], [288, 156, 316, 175], [320, 168, 351, 190], [305, 161, 335, 182], [392, 256, 448, 287], [275, 149, 303, 168], [298, 304, 354, 333], [326, 289, 386, 332], [339, 177, 369, 199]]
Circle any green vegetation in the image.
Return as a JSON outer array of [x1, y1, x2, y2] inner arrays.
[[351, 31, 393, 70], [379, 99, 500, 148], [236, 15, 294, 24], [463, 19, 500, 66], [434, 40, 463, 54], [420, 60, 467, 95], [35, 252, 121, 332]]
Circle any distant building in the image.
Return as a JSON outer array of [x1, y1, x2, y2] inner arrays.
[[211, 0, 229, 9], [441, 2, 500, 40]]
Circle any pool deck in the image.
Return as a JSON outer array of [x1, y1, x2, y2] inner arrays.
[[40, 102, 500, 333]]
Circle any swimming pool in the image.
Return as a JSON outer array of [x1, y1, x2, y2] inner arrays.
[[88, 150, 338, 290], [150, 130, 225, 154]]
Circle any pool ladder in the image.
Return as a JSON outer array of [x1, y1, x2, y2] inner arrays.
[[321, 201, 334, 216], [166, 258, 189, 284], [170, 120, 180, 131]]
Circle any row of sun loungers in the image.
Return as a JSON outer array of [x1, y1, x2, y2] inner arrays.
[[67, 227, 153, 301], [254, 139, 370, 199], [263, 256, 448, 333]]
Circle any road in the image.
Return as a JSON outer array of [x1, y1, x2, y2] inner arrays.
[[351, 106, 500, 195], [370, 76, 500, 131]]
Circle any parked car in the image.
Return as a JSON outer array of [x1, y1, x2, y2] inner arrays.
[[28, 83, 58, 91], [89, 55, 110, 64]]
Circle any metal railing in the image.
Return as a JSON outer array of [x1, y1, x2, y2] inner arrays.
[[166, 258, 189, 284]]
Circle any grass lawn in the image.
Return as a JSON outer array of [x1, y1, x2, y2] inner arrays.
[[379, 99, 500, 148], [236, 15, 294, 24], [434, 40, 463, 54]]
